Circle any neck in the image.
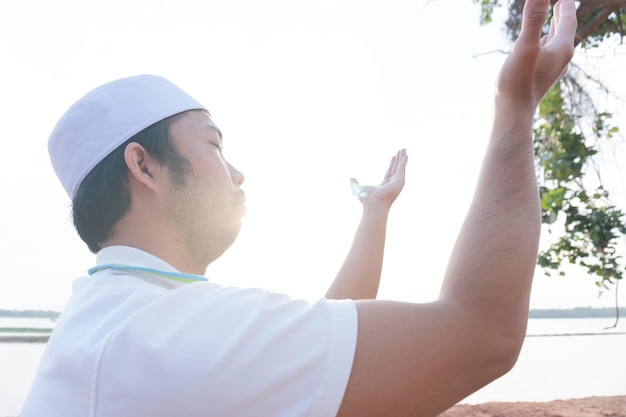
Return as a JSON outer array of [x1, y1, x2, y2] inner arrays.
[[102, 216, 209, 276]]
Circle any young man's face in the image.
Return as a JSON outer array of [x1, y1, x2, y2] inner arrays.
[[164, 110, 246, 270]]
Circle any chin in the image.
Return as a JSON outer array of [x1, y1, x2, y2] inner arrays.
[[205, 225, 243, 263]]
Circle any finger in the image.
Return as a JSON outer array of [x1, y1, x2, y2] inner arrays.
[[539, 3, 556, 47], [392, 149, 406, 177], [396, 150, 408, 177], [518, 0, 551, 45], [384, 155, 397, 180], [398, 148, 407, 165], [551, 0, 577, 48]]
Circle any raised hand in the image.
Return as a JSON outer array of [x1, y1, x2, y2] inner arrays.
[[326, 149, 408, 300], [351, 149, 408, 209], [496, 0, 577, 111]]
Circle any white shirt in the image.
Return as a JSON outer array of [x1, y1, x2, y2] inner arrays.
[[21, 246, 358, 417]]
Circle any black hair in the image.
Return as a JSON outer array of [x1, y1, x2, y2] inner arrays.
[[72, 112, 191, 253]]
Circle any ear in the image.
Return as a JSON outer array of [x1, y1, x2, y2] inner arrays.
[[124, 142, 163, 192]]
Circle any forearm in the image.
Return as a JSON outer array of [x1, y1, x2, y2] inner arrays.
[[326, 205, 390, 300], [439, 103, 541, 343], [439, 0, 577, 347]]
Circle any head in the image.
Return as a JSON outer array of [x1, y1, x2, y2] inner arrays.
[[49, 75, 245, 271], [72, 112, 190, 253]]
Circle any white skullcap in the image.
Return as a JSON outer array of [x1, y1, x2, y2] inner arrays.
[[48, 74, 207, 199]]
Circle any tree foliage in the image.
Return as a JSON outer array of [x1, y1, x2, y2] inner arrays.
[[474, 0, 626, 290], [535, 82, 625, 288], [478, 0, 626, 47]]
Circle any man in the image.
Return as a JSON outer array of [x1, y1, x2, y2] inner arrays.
[[21, 0, 576, 415]]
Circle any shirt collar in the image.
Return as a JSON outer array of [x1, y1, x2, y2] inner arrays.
[[90, 245, 207, 289]]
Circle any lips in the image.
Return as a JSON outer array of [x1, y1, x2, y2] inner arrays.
[[237, 191, 247, 205], [236, 191, 247, 214]]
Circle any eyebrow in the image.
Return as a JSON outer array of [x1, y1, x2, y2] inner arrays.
[[205, 123, 223, 140]]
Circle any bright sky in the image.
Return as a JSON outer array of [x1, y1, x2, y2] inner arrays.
[[1, 0, 624, 311]]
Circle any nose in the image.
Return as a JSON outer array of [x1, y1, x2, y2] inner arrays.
[[229, 163, 245, 187]]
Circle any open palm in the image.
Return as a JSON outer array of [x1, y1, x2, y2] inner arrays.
[[352, 149, 408, 208]]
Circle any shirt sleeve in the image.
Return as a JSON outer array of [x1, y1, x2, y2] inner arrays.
[[94, 282, 358, 417]]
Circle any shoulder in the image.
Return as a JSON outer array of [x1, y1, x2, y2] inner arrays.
[[96, 284, 358, 417]]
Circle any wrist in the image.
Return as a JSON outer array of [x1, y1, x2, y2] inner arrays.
[[493, 95, 536, 125], [361, 201, 392, 219]]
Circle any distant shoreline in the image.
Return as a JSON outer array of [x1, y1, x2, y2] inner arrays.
[[2, 331, 625, 344], [5, 307, 625, 319], [1, 307, 624, 344], [0, 335, 49, 343], [528, 306, 625, 319], [0, 310, 59, 319]]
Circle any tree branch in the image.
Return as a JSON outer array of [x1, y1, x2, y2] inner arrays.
[[575, 6, 620, 46], [471, 48, 510, 58], [577, 0, 626, 22]]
